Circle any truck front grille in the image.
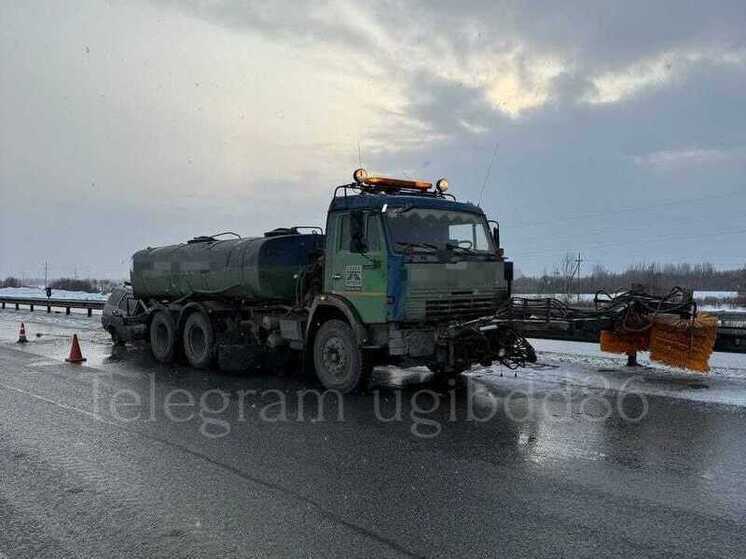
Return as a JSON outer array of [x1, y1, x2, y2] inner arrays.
[[407, 288, 504, 323], [425, 296, 498, 322]]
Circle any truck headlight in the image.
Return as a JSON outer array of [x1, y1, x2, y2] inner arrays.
[[353, 168, 368, 184], [436, 178, 449, 192]]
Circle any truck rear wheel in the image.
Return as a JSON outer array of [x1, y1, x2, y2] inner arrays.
[[313, 319, 370, 393], [150, 310, 177, 363], [183, 311, 215, 369]]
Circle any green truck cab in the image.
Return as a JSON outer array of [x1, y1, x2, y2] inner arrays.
[[112, 170, 533, 393]]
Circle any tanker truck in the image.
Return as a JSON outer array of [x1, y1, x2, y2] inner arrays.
[[102, 169, 535, 393]]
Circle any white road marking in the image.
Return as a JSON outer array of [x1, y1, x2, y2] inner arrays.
[[0, 381, 104, 422], [24, 359, 59, 367]]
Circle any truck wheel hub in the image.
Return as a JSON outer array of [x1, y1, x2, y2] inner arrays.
[[322, 337, 347, 377]]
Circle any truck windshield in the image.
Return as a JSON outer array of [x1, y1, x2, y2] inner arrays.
[[385, 208, 494, 254]]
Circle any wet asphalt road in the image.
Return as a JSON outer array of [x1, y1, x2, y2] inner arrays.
[[1, 315, 746, 558]]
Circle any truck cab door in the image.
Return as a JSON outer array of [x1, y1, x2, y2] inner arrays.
[[325, 210, 388, 323]]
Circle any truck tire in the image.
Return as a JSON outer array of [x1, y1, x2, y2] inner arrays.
[[183, 311, 215, 369], [150, 310, 177, 363], [313, 319, 371, 393]]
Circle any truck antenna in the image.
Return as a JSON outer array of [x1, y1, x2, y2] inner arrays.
[[479, 140, 500, 207]]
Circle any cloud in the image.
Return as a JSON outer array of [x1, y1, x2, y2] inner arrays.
[[586, 47, 746, 104], [155, 1, 746, 108], [2, 0, 746, 277], [632, 146, 746, 171]]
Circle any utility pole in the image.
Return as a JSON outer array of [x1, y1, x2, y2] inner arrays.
[[43, 261, 48, 288], [575, 252, 583, 303]]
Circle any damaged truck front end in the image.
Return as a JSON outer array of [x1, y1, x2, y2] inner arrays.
[[386, 316, 537, 376]]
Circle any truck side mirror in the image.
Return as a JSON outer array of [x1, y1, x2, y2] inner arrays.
[[492, 224, 501, 249], [504, 261, 514, 297], [350, 211, 367, 253]]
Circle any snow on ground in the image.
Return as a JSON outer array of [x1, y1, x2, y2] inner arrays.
[[516, 293, 601, 302], [515, 291, 746, 312], [530, 337, 746, 375], [694, 291, 740, 299], [700, 303, 746, 313], [518, 291, 742, 301], [498, 338, 746, 408], [0, 286, 109, 301]]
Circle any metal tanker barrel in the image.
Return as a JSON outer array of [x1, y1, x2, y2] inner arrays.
[[130, 231, 324, 302]]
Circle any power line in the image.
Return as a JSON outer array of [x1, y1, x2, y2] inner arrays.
[[515, 226, 746, 261], [499, 188, 746, 230], [511, 207, 732, 247], [478, 140, 500, 207]]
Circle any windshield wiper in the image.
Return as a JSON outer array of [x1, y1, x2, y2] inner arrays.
[[389, 204, 415, 216], [396, 241, 438, 252], [447, 244, 476, 255]]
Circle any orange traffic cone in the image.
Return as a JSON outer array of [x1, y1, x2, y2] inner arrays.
[[65, 334, 87, 363], [17, 323, 28, 344]]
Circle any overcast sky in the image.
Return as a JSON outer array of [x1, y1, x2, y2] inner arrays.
[[1, 0, 745, 279]]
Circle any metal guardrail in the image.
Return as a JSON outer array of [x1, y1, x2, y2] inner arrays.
[[0, 296, 105, 316], [517, 310, 746, 354], [1, 294, 744, 352], [714, 311, 746, 331], [713, 312, 746, 352]]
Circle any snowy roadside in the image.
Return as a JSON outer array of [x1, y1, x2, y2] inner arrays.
[[0, 286, 109, 301], [468, 338, 746, 408], [514, 292, 746, 312], [1, 308, 745, 408]]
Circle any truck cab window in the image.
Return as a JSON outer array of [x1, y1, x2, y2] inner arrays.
[[338, 214, 351, 251], [386, 208, 494, 254], [366, 214, 382, 252], [449, 223, 489, 251]]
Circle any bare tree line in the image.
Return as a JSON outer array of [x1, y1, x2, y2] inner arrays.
[[1, 276, 120, 293], [515, 258, 746, 299]]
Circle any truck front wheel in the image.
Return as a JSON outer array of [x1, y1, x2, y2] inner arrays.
[[313, 319, 370, 393], [150, 310, 177, 363], [183, 311, 215, 369]]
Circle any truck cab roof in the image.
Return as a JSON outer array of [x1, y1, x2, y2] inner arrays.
[[328, 193, 485, 215]]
